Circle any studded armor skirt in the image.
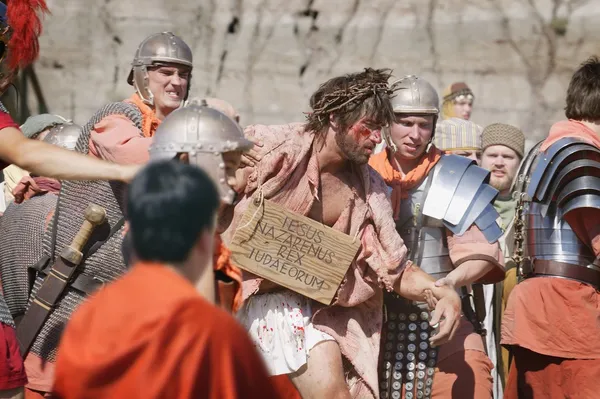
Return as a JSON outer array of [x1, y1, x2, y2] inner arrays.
[[379, 292, 437, 399]]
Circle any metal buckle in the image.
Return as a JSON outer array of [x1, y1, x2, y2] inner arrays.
[[518, 257, 534, 283], [586, 263, 600, 273], [92, 276, 107, 288], [33, 297, 52, 310]]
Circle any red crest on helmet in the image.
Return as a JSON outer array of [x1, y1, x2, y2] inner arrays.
[[6, 0, 49, 70]]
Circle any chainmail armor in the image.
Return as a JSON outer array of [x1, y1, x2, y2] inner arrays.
[[0, 195, 58, 321], [0, 296, 13, 328], [27, 102, 142, 361], [0, 100, 27, 328]]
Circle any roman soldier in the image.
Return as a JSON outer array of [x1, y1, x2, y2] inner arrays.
[[369, 75, 504, 399], [147, 100, 253, 312], [0, 32, 194, 397], [0, 120, 81, 399], [502, 56, 600, 399]]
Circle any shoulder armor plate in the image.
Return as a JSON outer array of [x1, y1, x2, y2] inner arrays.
[[423, 154, 502, 243], [525, 138, 600, 217]]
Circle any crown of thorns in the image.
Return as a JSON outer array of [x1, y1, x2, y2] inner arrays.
[[306, 69, 394, 119]]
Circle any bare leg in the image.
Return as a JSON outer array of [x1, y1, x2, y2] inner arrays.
[[289, 340, 351, 399]]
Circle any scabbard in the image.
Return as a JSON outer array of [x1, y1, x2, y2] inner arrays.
[[16, 256, 78, 357]]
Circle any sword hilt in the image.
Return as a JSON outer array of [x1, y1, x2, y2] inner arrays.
[[61, 204, 107, 265]]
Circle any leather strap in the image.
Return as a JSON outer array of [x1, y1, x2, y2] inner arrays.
[[17, 256, 79, 356], [472, 283, 487, 323], [411, 172, 435, 264], [35, 269, 105, 296], [527, 259, 600, 289], [460, 286, 486, 339]]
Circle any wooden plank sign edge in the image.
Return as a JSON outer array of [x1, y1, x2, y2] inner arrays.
[[229, 197, 361, 305]]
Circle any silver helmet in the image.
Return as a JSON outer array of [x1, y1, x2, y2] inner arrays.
[[43, 123, 82, 151], [149, 100, 253, 204], [127, 32, 193, 106], [390, 75, 439, 115], [386, 75, 440, 151]]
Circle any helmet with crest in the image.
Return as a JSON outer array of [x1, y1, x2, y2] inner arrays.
[[0, 0, 49, 96]]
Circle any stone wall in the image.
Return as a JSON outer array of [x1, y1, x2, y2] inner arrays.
[[31, 0, 600, 141]]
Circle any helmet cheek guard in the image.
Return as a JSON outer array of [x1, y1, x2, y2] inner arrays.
[[128, 32, 193, 107]]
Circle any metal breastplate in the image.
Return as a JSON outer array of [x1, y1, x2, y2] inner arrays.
[[396, 174, 452, 279], [514, 138, 600, 280], [27, 102, 143, 362], [524, 202, 595, 266]]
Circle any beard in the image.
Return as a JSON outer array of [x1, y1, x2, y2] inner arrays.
[[489, 174, 512, 193], [335, 130, 369, 165]]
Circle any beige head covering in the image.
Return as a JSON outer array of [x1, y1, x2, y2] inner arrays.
[[434, 117, 482, 151], [481, 123, 525, 158]]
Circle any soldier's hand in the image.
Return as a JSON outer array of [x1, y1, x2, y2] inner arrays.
[[423, 289, 438, 311], [434, 275, 456, 288], [429, 288, 461, 347], [434, 267, 467, 289], [240, 138, 263, 167]]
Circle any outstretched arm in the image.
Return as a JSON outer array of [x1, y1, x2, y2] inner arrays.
[[0, 127, 139, 182]]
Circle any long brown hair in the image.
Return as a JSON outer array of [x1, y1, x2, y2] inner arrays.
[[305, 68, 395, 136]]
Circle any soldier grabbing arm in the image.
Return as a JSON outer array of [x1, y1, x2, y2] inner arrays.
[[369, 75, 504, 399]]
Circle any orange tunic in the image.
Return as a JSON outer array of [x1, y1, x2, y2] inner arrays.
[[52, 262, 280, 399]]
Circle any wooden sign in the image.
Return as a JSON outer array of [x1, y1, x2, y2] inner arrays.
[[230, 197, 361, 305]]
